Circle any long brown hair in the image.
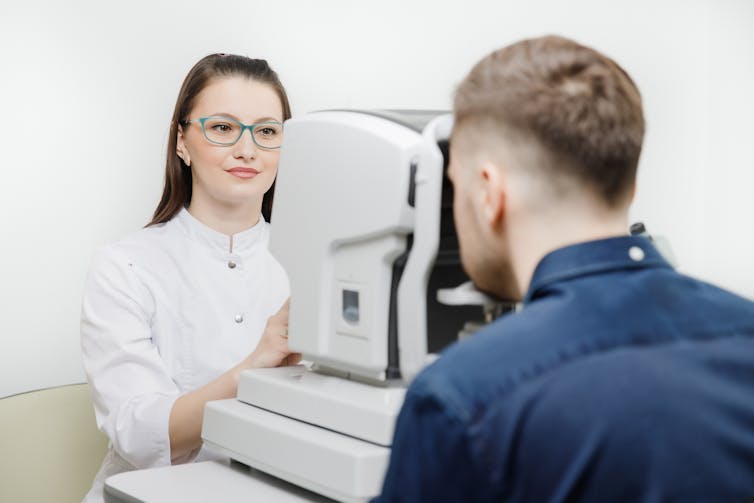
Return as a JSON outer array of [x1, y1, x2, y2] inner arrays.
[[148, 53, 292, 226]]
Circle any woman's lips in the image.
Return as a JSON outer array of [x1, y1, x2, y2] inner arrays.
[[227, 167, 260, 179]]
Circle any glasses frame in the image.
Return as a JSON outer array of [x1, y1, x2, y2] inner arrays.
[[185, 116, 283, 149]]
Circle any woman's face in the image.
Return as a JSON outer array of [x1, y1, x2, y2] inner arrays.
[[177, 76, 284, 212]]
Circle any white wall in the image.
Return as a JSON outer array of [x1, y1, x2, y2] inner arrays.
[[1, 0, 752, 398]]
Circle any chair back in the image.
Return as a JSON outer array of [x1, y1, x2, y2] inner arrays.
[[0, 383, 108, 503]]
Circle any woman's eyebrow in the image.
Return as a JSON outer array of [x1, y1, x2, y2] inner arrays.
[[208, 112, 240, 120], [252, 115, 283, 123], [208, 112, 282, 123]]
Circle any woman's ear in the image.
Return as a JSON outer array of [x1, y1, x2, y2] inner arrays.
[[480, 161, 506, 228], [176, 126, 191, 167]]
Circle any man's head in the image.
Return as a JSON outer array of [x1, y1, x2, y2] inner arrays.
[[449, 35, 645, 300]]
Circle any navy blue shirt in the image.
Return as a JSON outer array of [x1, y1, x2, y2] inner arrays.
[[376, 236, 754, 502]]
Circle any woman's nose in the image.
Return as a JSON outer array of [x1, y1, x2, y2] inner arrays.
[[233, 129, 258, 159]]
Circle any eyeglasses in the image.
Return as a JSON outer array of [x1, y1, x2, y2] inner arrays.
[[184, 116, 283, 149]]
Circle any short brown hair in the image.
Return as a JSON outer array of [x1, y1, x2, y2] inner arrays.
[[148, 53, 292, 227], [454, 35, 644, 206]]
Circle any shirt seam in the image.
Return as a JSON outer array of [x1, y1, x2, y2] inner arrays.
[[480, 328, 754, 406]]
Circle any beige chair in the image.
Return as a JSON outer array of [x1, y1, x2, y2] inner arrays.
[[0, 383, 109, 503]]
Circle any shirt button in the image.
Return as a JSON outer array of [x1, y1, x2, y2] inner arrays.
[[234, 314, 244, 323], [629, 246, 645, 261], [228, 261, 237, 269]]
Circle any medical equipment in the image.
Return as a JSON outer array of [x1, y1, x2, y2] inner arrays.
[[201, 110, 511, 502]]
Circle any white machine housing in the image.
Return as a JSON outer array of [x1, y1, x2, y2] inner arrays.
[[202, 110, 461, 503], [270, 110, 452, 383]]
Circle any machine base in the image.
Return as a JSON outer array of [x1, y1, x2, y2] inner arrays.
[[202, 399, 390, 503], [236, 366, 405, 446]]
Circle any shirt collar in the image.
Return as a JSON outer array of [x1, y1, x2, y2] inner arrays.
[[523, 235, 672, 304], [175, 208, 267, 256]]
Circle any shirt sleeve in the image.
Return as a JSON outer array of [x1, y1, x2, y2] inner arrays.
[[80, 245, 180, 469], [374, 381, 485, 502]]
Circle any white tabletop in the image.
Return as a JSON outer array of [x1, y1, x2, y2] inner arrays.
[[104, 459, 333, 503]]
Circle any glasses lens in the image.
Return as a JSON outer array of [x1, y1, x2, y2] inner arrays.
[[253, 122, 283, 149], [202, 117, 242, 145]]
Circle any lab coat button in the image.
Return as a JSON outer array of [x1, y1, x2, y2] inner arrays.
[[629, 246, 645, 261], [234, 314, 244, 323], [228, 261, 237, 269]]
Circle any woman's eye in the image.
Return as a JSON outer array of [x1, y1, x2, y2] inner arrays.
[[258, 127, 279, 136], [212, 123, 233, 133]]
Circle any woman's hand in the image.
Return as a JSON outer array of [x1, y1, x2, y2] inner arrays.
[[243, 299, 302, 369], [169, 299, 301, 462]]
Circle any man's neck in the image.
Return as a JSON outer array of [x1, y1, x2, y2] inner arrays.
[[509, 207, 630, 298]]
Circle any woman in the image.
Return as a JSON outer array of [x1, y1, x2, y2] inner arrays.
[[81, 54, 299, 502]]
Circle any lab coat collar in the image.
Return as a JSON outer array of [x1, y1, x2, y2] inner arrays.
[[175, 208, 267, 256]]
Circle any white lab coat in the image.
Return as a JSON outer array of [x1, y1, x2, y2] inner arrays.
[[80, 208, 289, 503]]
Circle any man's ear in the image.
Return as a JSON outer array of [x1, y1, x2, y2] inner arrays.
[[176, 126, 190, 166], [480, 161, 506, 228]]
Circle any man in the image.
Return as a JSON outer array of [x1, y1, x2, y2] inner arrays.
[[376, 35, 754, 502]]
